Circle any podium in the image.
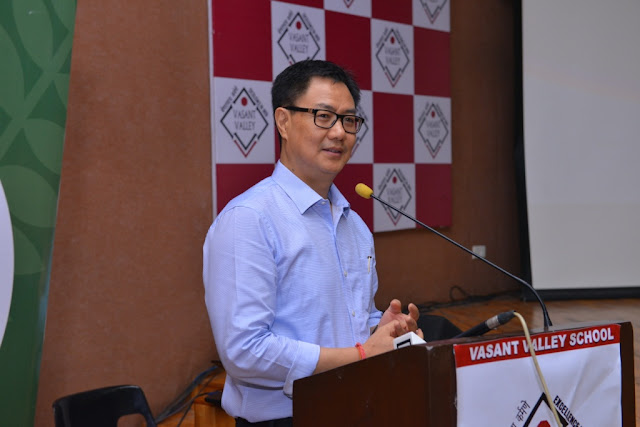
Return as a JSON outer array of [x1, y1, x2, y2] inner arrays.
[[293, 321, 635, 426]]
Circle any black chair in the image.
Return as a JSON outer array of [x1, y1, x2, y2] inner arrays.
[[417, 314, 463, 342], [52, 384, 157, 427]]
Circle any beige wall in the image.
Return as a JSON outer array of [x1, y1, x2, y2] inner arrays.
[[35, 1, 518, 425]]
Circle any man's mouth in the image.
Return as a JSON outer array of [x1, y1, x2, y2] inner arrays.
[[324, 147, 343, 154]]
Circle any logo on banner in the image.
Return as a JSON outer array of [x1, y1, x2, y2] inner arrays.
[[512, 393, 573, 427], [375, 28, 411, 87], [378, 168, 412, 225], [417, 102, 449, 158], [277, 11, 321, 64], [351, 104, 370, 156], [343, 0, 355, 7], [220, 86, 269, 157], [419, 0, 448, 24]]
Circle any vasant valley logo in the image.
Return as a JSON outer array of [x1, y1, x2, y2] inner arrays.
[[277, 11, 321, 64], [375, 27, 410, 87], [220, 86, 269, 158], [417, 102, 449, 158], [419, 0, 448, 24], [378, 168, 412, 225]]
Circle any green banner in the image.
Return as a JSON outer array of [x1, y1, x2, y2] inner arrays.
[[0, 0, 76, 425]]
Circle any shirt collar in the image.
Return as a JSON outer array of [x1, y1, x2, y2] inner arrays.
[[272, 161, 351, 216]]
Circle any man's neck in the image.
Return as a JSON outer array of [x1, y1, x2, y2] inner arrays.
[[279, 160, 334, 199]]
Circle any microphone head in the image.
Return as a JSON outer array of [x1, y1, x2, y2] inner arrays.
[[355, 183, 373, 199]]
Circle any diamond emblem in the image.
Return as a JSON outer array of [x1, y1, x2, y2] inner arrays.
[[220, 88, 269, 157], [375, 28, 411, 87], [378, 168, 412, 225], [417, 102, 449, 159], [277, 12, 321, 64], [419, 0, 448, 24]]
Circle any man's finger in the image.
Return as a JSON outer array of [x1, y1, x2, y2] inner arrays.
[[394, 321, 406, 337], [408, 303, 420, 320], [388, 299, 402, 314], [406, 316, 418, 332]]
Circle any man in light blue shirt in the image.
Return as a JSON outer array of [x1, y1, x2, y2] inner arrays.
[[203, 60, 423, 426]]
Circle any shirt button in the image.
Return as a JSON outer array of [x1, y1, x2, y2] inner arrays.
[[352, 311, 355, 317], [343, 270, 348, 277]]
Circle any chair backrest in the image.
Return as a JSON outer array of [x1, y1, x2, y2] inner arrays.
[[417, 314, 462, 341], [52, 384, 157, 427]]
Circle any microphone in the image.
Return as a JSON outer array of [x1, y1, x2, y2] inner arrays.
[[454, 311, 516, 338], [355, 183, 553, 329]]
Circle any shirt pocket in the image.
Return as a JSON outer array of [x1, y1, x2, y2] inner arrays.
[[342, 243, 376, 309]]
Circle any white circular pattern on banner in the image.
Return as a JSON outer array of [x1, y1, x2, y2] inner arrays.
[[0, 180, 14, 348]]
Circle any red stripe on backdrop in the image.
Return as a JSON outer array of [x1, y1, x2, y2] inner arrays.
[[212, 0, 272, 81], [325, 11, 372, 91], [415, 164, 451, 227], [372, 0, 412, 25], [373, 92, 414, 163], [414, 27, 451, 97], [276, 0, 324, 8], [216, 164, 275, 213], [333, 163, 374, 230]]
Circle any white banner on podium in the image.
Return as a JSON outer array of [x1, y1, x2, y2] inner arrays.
[[454, 324, 622, 427]]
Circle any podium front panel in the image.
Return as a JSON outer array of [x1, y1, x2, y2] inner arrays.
[[293, 345, 456, 426]]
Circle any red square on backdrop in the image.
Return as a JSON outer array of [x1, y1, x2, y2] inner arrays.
[[212, 0, 272, 81], [325, 12, 372, 90], [216, 164, 275, 213], [415, 164, 451, 227], [276, 0, 323, 7], [414, 27, 451, 97], [372, 0, 412, 24], [333, 163, 374, 231], [373, 92, 413, 163]]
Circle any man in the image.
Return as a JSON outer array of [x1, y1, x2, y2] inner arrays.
[[203, 60, 423, 426]]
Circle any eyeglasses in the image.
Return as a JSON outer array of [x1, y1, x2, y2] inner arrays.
[[284, 106, 365, 134]]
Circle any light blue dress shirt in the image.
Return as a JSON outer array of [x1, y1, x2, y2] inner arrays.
[[203, 161, 382, 422]]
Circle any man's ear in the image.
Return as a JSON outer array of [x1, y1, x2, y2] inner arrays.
[[274, 108, 289, 142]]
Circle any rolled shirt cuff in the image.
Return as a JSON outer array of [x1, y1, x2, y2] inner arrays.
[[283, 341, 320, 398]]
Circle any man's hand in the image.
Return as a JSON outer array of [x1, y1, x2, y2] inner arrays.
[[376, 299, 422, 337], [362, 315, 424, 359]]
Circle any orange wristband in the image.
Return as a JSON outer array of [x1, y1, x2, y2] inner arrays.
[[355, 342, 366, 360]]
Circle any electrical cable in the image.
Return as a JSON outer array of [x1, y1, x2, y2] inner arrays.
[[154, 363, 220, 423], [513, 312, 562, 427], [175, 392, 212, 427]]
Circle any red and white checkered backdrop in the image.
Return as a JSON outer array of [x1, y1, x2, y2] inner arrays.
[[208, 0, 451, 232]]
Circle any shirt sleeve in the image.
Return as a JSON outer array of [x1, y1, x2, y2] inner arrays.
[[203, 206, 320, 396]]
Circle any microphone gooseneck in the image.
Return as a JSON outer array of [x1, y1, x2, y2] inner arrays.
[[355, 183, 553, 329], [455, 310, 516, 338]]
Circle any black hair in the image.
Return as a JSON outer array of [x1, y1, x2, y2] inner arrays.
[[271, 60, 361, 114]]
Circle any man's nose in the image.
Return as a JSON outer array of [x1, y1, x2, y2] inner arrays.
[[328, 118, 346, 138]]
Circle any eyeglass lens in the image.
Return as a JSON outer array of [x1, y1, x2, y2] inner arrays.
[[314, 110, 362, 134]]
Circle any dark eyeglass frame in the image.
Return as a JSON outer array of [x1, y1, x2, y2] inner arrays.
[[283, 106, 365, 134]]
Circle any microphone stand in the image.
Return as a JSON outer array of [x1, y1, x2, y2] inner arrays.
[[368, 192, 553, 329]]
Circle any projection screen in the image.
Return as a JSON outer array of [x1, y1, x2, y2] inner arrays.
[[521, 1, 640, 293]]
